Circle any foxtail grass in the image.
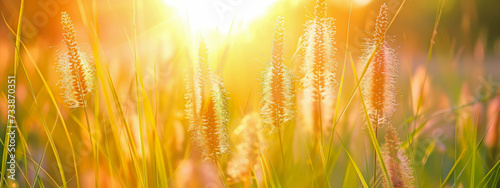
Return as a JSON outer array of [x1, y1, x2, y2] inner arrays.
[[185, 38, 232, 187], [56, 11, 98, 188], [360, 4, 398, 183], [57, 12, 96, 109], [260, 16, 295, 182], [381, 125, 415, 188], [360, 4, 398, 129], [260, 16, 295, 135], [301, 0, 337, 140], [186, 38, 232, 162], [300, 1, 337, 186]]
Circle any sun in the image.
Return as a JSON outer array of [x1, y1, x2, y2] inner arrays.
[[162, 0, 279, 33]]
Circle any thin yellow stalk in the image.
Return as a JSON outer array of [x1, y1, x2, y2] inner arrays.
[[75, 0, 142, 184], [130, 0, 150, 186], [351, 53, 393, 188], [413, 0, 447, 141], [327, 2, 353, 168]]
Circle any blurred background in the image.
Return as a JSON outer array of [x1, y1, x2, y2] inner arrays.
[[1, 0, 500, 187]]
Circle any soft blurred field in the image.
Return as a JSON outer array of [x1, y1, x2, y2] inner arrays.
[[1, 0, 500, 187]]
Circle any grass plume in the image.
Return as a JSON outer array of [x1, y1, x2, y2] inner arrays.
[[186, 38, 232, 161], [260, 16, 296, 134], [260, 16, 295, 182], [381, 125, 415, 188], [360, 4, 398, 128], [360, 4, 398, 184], [300, 0, 337, 137], [56, 12, 96, 109]]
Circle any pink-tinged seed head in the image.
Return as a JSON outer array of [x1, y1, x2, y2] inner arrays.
[[360, 4, 398, 128], [382, 125, 415, 188]]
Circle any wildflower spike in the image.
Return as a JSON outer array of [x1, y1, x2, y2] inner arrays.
[[360, 4, 398, 128], [56, 11, 96, 108], [260, 17, 296, 134]]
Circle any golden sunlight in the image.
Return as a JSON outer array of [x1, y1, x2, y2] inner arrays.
[[353, 0, 372, 6], [162, 0, 279, 32]]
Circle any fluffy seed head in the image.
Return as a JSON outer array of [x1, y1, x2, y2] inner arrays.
[[301, 2, 337, 102], [56, 11, 96, 108], [360, 4, 398, 127], [227, 113, 261, 181], [375, 4, 389, 43], [300, 0, 337, 136], [260, 17, 296, 134], [186, 38, 232, 161], [314, 0, 327, 18], [381, 125, 415, 188]]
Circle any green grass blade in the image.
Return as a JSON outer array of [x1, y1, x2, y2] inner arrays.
[[440, 149, 467, 188], [2, 14, 80, 187], [337, 133, 369, 188], [350, 53, 393, 188], [326, 2, 352, 169]]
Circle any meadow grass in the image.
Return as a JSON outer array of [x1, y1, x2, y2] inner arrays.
[[1, 0, 500, 187]]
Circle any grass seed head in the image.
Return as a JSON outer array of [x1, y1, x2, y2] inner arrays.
[[314, 0, 327, 18], [360, 4, 398, 128], [301, 2, 337, 102], [260, 17, 296, 134], [300, 0, 337, 136], [186, 38, 232, 161], [56, 11, 96, 109], [382, 125, 415, 188]]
